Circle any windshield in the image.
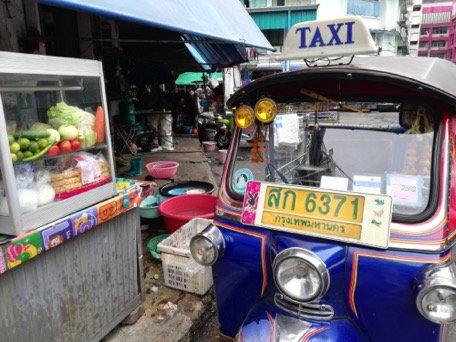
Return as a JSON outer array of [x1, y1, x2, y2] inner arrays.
[[229, 101, 436, 219]]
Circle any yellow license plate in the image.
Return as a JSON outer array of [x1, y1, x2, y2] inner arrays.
[[241, 181, 392, 248], [264, 186, 365, 224]]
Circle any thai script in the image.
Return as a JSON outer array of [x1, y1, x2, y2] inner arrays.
[[274, 215, 346, 233]]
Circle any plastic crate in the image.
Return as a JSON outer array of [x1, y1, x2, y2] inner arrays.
[[157, 218, 214, 295]]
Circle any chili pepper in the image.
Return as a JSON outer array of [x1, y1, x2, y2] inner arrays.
[[22, 144, 53, 161]]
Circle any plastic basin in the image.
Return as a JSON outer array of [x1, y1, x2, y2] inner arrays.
[[158, 194, 217, 233], [159, 181, 215, 198], [140, 195, 161, 219]]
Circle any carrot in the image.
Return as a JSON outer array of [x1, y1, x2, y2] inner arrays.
[[95, 106, 105, 143]]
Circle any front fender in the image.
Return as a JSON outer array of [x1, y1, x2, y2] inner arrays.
[[235, 300, 368, 342]]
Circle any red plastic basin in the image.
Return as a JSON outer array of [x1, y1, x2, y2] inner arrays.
[[158, 194, 217, 233]]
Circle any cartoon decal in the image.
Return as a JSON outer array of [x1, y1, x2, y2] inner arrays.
[[233, 169, 254, 193]]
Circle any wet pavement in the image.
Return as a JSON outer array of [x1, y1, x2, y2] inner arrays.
[[102, 134, 225, 342]]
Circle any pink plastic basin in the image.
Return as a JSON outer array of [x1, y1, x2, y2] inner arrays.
[[158, 193, 217, 233]]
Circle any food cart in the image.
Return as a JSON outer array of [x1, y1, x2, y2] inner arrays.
[[0, 51, 145, 341]]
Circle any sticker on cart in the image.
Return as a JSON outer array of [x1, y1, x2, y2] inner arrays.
[[386, 174, 422, 207], [41, 218, 73, 251], [233, 169, 254, 193], [353, 175, 382, 194]]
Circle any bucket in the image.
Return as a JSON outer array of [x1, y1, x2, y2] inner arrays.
[[202, 141, 216, 152], [218, 149, 228, 164], [119, 101, 136, 124], [158, 194, 217, 233]]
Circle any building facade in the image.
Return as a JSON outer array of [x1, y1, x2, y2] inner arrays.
[[243, 0, 408, 72]]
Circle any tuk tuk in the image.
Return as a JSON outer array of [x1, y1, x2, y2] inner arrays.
[[190, 16, 456, 341]]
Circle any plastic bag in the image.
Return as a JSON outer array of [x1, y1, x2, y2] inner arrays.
[[34, 170, 55, 206], [78, 112, 97, 148]]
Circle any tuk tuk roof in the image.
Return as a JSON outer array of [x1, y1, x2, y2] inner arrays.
[[227, 56, 456, 108]]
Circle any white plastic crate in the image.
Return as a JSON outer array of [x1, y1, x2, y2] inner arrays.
[[157, 218, 214, 295]]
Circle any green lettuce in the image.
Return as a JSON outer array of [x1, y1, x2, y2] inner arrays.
[[47, 102, 85, 128]]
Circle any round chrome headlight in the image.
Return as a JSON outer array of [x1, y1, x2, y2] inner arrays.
[[190, 224, 225, 266], [273, 248, 329, 302], [415, 262, 456, 324]]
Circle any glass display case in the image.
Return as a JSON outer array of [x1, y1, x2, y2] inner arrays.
[[0, 51, 117, 236]]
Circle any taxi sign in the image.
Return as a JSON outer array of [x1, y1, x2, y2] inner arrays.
[[241, 181, 392, 248], [278, 16, 378, 61]]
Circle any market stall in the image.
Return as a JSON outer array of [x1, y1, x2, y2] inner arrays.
[[0, 51, 150, 340]]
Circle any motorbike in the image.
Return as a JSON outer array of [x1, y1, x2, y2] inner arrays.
[[214, 110, 257, 149], [189, 16, 456, 341], [196, 111, 222, 145], [214, 111, 234, 149]]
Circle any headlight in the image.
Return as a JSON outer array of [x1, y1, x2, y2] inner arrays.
[[190, 224, 225, 266], [415, 262, 456, 324], [254, 98, 276, 124], [273, 248, 329, 302], [234, 105, 255, 129]]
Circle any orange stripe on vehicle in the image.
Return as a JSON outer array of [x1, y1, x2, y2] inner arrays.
[[301, 327, 330, 342], [217, 221, 269, 295], [348, 250, 451, 318], [266, 311, 275, 342]]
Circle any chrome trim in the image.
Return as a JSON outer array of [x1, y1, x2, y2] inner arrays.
[[190, 223, 225, 266], [415, 261, 456, 323], [273, 247, 330, 302], [274, 293, 334, 321], [274, 314, 312, 342]]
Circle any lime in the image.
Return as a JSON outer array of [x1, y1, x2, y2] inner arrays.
[[18, 137, 31, 150], [28, 141, 39, 154], [10, 142, 20, 154], [11, 153, 17, 163], [37, 138, 49, 149], [8, 135, 14, 145], [23, 151, 33, 159], [16, 151, 23, 161]]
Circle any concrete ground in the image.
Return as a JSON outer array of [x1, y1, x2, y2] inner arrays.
[[102, 134, 225, 342]]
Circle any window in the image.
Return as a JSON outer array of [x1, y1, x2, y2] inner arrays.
[[410, 41, 418, 45], [431, 40, 447, 49], [413, 5, 421, 11], [412, 24, 419, 29], [229, 101, 436, 219], [420, 28, 429, 36], [262, 29, 284, 46], [347, 0, 380, 17], [433, 27, 449, 35], [419, 41, 428, 49]]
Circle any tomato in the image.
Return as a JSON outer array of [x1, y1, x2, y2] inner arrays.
[[58, 140, 71, 153], [70, 140, 81, 151], [46, 144, 60, 157]]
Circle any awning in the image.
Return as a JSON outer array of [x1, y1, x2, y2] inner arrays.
[[35, 0, 274, 70], [175, 72, 223, 85]]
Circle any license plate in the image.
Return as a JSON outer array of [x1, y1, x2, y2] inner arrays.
[[242, 181, 392, 248]]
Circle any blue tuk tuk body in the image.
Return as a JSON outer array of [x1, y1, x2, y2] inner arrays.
[[190, 17, 456, 341]]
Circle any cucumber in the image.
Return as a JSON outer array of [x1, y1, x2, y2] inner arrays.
[[13, 130, 51, 140]]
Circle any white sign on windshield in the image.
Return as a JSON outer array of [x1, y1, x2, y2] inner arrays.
[[278, 16, 378, 61]]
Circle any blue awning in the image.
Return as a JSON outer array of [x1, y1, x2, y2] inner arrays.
[[35, 0, 274, 70]]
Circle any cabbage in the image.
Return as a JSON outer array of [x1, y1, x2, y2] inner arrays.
[[30, 122, 52, 131], [58, 125, 78, 140], [79, 129, 96, 148], [47, 102, 85, 127], [46, 129, 60, 144]]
